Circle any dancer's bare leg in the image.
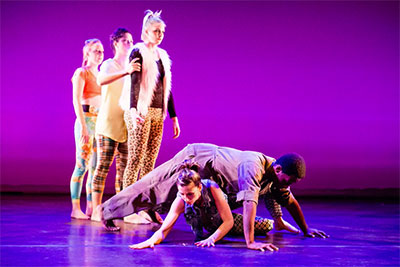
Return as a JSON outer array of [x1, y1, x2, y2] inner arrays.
[[91, 192, 103, 221], [71, 199, 90, 220], [85, 200, 93, 217]]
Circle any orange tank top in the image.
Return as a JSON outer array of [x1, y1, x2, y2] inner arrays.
[[73, 67, 101, 100]]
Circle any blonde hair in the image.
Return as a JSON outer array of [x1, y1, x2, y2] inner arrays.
[[141, 10, 165, 43], [82, 38, 101, 67]]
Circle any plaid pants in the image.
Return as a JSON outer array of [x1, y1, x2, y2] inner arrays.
[[92, 135, 128, 194]]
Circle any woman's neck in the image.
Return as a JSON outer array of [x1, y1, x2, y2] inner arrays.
[[144, 42, 160, 60], [113, 52, 128, 67], [85, 63, 99, 74], [145, 42, 157, 51]]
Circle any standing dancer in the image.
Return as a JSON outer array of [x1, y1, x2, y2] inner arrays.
[[120, 10, 180, 193], [91, 28, 141, 221], [70, 39, 104, 219]]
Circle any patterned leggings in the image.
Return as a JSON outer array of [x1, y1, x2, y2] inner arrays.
[[70, 114, 97, 201], [230, 213, 274, 235], [123, 108, 164, 188], [264, 196, 283, 219], [92, 135, 128, 194]]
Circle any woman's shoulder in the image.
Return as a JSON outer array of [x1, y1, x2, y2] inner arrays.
[[99, 58, 117, 72], [201, 179, 219, 189], [72, 67, 87, 81], [101, 58, 115, 66], [132, 42, 145, 50], [157, 47, 169, 56]]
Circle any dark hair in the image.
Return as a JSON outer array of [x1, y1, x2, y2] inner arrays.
[[275, 153, 306, 179], [109, 27, 130, 55], [176, 160, 201, 187]]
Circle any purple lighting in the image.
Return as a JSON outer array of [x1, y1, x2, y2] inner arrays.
[[1, 1, 399, 192]]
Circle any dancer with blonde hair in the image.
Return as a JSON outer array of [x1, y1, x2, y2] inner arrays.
[[120, 10, 181, 198], [70, 38, 104, 219]]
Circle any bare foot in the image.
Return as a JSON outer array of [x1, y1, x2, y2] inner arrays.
[[103, 219, 120, 231], [85, 202, 93, 217], [91, 205, 102, 222], [138, 211, 152, 222], [91, 205, 120, 231], [71, 209, 90, 220], [124, 213, 151, 224]]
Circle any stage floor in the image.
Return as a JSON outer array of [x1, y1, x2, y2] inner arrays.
[[1, 194, 399, 266]]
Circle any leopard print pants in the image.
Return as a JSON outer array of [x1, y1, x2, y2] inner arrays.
[[123, 108, 164, 188]]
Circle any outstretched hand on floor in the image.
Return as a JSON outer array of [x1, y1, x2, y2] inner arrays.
[[247, 242, 279, 252], [304, 228, 329, 238], [195, 237, 215, 247], [130, 239, 156, 250]]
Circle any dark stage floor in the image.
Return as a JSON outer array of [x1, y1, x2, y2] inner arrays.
[[1, 194, 399, 266]]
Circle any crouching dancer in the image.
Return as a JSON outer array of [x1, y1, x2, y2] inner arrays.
[[130, 161, 277, 251], [96, 143, 328, 251]]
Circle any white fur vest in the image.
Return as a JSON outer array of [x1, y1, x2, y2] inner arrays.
[[119, 42, 171, 119]]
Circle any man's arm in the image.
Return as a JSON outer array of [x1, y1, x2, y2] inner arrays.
[[236, 161, 278, 251], [265, 196, 300, 233], [243, 200, 278, 251], [285, 196, 328, 238]]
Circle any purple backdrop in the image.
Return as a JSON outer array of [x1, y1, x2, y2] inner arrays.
[[1, 1, 399, 193]]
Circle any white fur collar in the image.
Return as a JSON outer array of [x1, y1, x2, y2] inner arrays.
[[135, 43, 172, 118], [119, 43, 172, 119]]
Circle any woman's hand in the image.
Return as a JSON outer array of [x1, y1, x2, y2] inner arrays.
[[130, 108, 145, 126], [80, 126, 90, 144], [129, 230, 165, 250], [126, 58, 141, 74], [195, 237, 215, 247], [303, 228, 329, 238], [129, 238, 157, 250], [247, 242, 279, 252], [172, 117, 180, 139]]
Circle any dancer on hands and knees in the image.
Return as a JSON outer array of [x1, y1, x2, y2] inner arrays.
[[130, 161, 278, 251], [90, 28, 141, 221], [100, 143, 328, 250], [70, 38, 104, 219]]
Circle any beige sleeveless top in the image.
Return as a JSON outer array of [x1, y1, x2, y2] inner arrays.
[[95, 59, 128, 142]]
